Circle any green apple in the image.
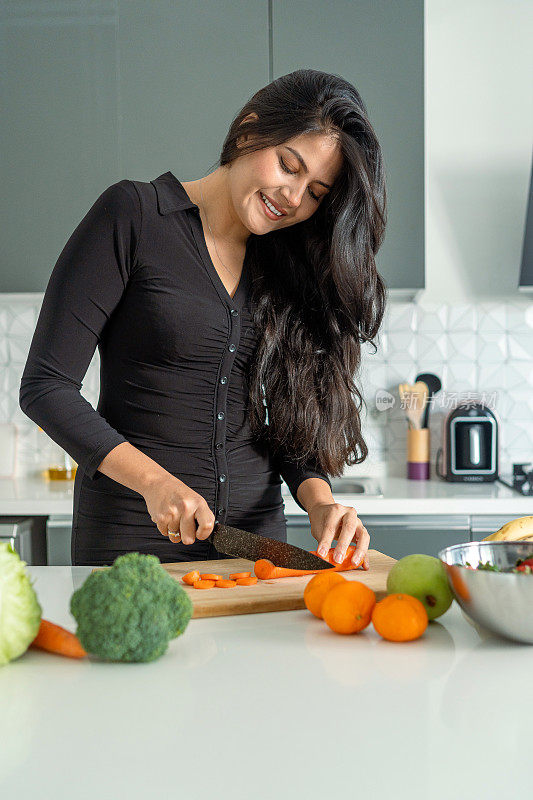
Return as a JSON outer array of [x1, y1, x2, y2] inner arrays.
[[386, 554, 454, 621]]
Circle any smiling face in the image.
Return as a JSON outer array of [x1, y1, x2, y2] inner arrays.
[[228, 130, 343, 234]]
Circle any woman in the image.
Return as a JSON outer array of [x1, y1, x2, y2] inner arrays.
[[19, 69, 387, 568]]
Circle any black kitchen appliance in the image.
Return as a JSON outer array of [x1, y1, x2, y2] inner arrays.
[[436, 402, 499, 483], [498, 463, 533, 496]]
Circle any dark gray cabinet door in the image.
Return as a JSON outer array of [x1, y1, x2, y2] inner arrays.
[[359, 516, 470, 560], [286, 519, 319, 551], [286, 514, 470, 560], [2, 1, 269, 292], [272, 0, 425, 292], [470, 514, 531, 541]]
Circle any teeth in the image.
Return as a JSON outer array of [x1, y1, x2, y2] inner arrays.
[[260, 192, 283, 216]]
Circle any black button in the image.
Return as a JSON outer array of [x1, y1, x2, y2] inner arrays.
[[217, 507, 225, 514], [220, 376, 227, 385], [219, 474, 227, 483], [215, 443, 223, 450], [217, 411, 225, 420], [228, 344, 236, 352], [230, 309, 239, 316]]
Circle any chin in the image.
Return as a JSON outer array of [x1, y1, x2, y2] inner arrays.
[[243, 213, 262, 235], [244, 207, 269, 234]]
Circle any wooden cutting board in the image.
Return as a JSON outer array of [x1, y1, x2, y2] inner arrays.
[[163, 548, 397, 618]]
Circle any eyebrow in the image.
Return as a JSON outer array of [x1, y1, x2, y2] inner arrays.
[[284, 146, 333, 189]]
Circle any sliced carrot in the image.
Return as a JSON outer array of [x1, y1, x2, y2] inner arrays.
[[182, 570, 201, 586], [193, 579, 216, 589], [236, 576, 258, 586], [200, 573, 222, 581], [215, 579, 237, 588], [30, 619, 87, 659], [229, 571, 251, 580]]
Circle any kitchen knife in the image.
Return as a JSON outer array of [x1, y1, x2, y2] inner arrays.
[[210, 522, 334, 571]]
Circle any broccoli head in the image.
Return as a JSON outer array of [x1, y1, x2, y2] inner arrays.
[[70, 552, 193, 662]]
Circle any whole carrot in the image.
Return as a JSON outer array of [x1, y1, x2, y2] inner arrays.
[[255, 549, 363, 580], [30, 619, 87, 659], [255, 560, 316, 579], [310, 547, 364, 570]]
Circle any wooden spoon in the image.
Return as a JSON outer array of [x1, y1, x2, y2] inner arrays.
[[398, 383, 413, 428], [398, 381, 428, 429]]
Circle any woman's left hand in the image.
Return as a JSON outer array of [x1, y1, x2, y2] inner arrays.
[[308, 501, 370, 570]]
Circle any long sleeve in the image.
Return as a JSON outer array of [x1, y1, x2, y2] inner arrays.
[[19, 180, 143, 480], [275, 451, 332, 512]]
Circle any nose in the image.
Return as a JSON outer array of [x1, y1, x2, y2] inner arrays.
[[280, 183, 306, 209]]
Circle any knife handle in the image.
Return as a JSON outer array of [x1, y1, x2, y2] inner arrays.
[[206, 520, 221, 547], [192, 519, 219, 533]]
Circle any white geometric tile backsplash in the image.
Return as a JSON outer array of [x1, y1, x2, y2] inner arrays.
[[3, 294, 533, 480]]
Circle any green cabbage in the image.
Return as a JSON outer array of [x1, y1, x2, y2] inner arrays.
[[0, 543, 42, 666]]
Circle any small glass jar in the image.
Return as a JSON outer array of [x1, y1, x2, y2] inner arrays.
[[38, 427, 77, 480]]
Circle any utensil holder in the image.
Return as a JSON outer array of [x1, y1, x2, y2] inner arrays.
[[407, 427, 430, 480]]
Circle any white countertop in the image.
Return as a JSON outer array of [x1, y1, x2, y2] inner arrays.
[[286, 474, 533, 515], [0, 475, 77, 515], [1, 565, 531, 800], [2, 474, 531, 517]]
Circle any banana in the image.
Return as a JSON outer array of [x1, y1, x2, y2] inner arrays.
[[482, 515, 533, 542]]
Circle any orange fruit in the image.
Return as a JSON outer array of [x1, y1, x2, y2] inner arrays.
[[322, 580, 376, 634], [371, 593, 428, 641], [304, 571, 347, 619]]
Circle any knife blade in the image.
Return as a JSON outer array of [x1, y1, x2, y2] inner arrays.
[[210, 522, 333, 571]]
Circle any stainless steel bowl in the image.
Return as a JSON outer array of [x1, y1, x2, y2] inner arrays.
[[438, 541, 533, 644]]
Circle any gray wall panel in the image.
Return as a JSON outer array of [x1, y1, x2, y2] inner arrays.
[[272, 0, 425, 291]]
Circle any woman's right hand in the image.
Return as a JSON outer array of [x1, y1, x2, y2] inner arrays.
[[143, 474, 216, 545]]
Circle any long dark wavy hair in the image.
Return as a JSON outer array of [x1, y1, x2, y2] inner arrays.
[[216, 69, 388, 476]]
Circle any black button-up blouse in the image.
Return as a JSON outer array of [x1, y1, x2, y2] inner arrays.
[[19, 172, 331, 565]]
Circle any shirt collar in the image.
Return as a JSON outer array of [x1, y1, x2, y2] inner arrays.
[[151, 171, 199, 215]]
